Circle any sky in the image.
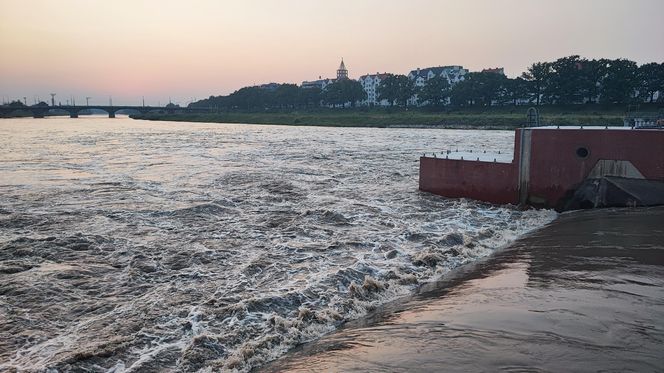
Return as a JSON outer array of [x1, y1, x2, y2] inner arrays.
[[1, 0, 663, 106]]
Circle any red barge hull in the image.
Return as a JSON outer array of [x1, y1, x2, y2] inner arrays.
[[419, 127, 664, 211]]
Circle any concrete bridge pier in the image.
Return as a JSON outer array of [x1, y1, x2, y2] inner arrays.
[[70, 112, 79, 118], [109, 112, 116, 118], [33, 113, 45, 118]]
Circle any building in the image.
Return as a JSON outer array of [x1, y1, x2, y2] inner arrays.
[[258, 83, 281, 91], [408, 65, 468, 87], [407, 65, 468, 105], [481, 67, 506, 75], [301, 78, 334, 90], [358, 73, 391, 106], [337, 59, 348, 80], [301, 59, 349, 90]]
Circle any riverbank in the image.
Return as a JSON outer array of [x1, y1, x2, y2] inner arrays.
[[261, 207, 664, 372], [130, 105, 631, 128]]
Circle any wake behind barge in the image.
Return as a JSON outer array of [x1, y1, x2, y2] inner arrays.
[[419, 126, 664, 211]]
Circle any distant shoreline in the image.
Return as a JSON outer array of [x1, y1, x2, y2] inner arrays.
[[2, 105, 654, 128], [130, 114, 521, 130], [129, 106, 630, 129]]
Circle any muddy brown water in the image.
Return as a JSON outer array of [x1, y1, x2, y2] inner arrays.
[[261, 207, 664, 372]]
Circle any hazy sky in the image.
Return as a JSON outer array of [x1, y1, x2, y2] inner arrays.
[[1, 0, 663, 105]]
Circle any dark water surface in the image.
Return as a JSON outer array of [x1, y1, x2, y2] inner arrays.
[[0, 118, 556, 372], [262, 207, 664, 372]]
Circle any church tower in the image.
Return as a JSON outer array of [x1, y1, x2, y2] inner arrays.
[[337, 59, 348, 80]]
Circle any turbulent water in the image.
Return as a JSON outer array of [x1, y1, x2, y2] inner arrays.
[[263, 207, 664, 372], [0, 117, 556, 372]]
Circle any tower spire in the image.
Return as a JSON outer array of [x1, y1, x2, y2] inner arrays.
[[337, 58, 348, 80]]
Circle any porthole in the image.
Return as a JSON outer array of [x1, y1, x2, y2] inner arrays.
[[576, 147, 589, 158]]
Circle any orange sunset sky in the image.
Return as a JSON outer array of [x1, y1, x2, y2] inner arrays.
[[1, 0, 663, 106]]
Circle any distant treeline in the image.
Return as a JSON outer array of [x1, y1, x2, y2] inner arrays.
[[189, 56, 664, 110], [2, 100, 48, 108], [191, 84, 324, 111]]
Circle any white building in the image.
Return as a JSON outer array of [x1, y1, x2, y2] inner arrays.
[[408, 65, 468, 86], [301, 78, 335, 90], [358, 73, 391, 106], [407, 65, 468, 105]]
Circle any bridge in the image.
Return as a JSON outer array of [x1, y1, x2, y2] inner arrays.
[[0, 104, 213, 118]]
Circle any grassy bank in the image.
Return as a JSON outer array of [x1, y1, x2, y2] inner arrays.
[[130, 104, 657, 129]]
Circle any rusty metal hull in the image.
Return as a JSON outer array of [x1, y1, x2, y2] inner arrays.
[[419, 127, 664, 211]]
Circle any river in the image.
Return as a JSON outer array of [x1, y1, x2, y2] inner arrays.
[[1, 117, 557, 371]]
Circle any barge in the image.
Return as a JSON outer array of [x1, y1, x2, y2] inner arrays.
[[419, 126, 664, 211]]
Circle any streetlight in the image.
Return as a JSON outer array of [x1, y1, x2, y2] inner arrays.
[[86, 97, 91, 106]]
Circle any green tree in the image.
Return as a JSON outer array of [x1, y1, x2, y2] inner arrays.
[[298, 87, 322, 108], [401, 77, 417, 107], [521, 62, 551, 105], [274, 84, 300, 108], [476, 71, 507, 105], [396, 75, 417, 107], [637, 62, 664, 103], [418, 75, 450, 106], [450, 72, 506, 106], [449, 78, 476, 106], [599, 59, 638, 104], [575, 58, 606, 103], [377, 74, 400, 106], [340, 79, 368, 107], [378, 74, 415, 107], [501, 77, 531, 105], [322, 79, 367, 107], [322, 82, 344, 107], [230, 87, 270, 110], [546, 55, 587, 104], [7, 100, 27, 107]]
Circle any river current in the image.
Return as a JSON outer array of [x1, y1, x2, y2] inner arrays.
[[0, 117, 556, 372]]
